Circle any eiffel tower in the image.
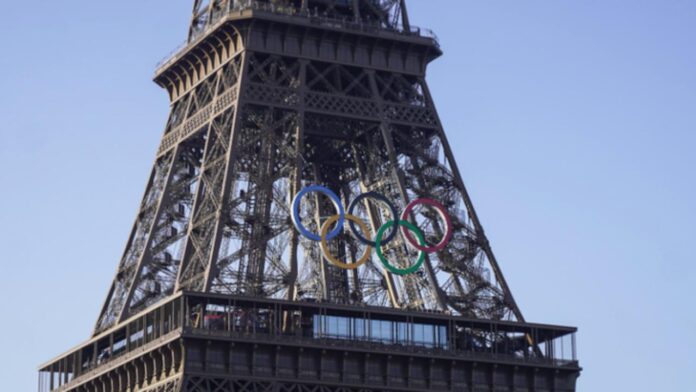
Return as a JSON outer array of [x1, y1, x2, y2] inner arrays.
[[39, 1, 581, 391]]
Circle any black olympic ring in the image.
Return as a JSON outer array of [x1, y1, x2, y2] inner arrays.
[[347, 191, 399, 247]]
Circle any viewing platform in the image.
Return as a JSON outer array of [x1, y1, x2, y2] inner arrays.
[[40, 292, 579, 392]]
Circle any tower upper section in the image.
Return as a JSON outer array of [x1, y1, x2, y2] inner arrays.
[[155, 0, 440, 101]]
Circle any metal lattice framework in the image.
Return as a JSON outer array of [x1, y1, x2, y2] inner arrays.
[[94, 0, 526, 336], [40, 4, 581, 392]]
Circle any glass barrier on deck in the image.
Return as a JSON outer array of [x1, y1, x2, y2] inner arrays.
[[183, 295, 577, 366], [313, 315, 449, 349]]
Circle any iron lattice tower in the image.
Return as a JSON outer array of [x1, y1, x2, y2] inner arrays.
[[40, 2, 581, 391]]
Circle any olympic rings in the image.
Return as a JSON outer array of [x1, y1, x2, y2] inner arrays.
[[291, 186, 454, 275], [400, 199, 453, 253], [292, 185, 345, 241], [375, 220, 426, 276], [347, 192, 399, 247], [321, 214, 372, 270]]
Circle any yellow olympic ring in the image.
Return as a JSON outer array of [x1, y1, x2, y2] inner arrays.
[[320, 214, 373, 270]]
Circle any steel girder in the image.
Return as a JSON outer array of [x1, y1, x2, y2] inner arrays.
[[95, 3, 524, 335], [96, 49, 524, 335]]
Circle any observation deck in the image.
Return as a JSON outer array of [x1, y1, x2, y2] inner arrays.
[[40, 292, 580, 392]]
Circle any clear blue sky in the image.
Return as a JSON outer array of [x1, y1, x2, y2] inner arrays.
[[0, 1, 694, 390]]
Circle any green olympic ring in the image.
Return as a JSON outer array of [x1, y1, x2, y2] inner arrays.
[[375, 220, 426, 276]]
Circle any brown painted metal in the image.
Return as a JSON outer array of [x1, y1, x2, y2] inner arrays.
[[94, 0, 526, 335]]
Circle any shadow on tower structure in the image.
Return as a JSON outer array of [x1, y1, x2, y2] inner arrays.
[[39, 1, 581, 391]]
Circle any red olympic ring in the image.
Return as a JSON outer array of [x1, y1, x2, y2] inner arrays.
[[399, 198, 453, 253]]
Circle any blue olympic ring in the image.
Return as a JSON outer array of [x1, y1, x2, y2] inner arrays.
[[292, 185, 345, 241]]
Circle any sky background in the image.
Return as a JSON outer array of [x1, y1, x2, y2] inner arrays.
[[0, 0, 694, 390]]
